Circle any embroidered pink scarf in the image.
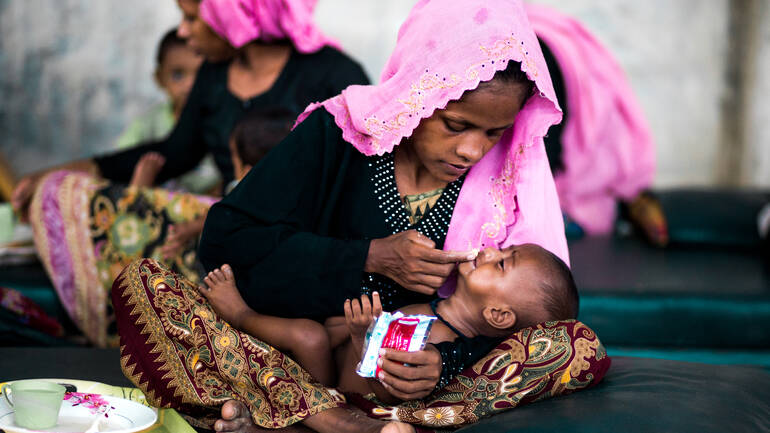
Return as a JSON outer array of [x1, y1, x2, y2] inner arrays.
[[199, 0, 339, 52], [527, 4, 656, 235], [297, 0, 569, 296]]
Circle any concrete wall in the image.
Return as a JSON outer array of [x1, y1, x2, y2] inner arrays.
[[746, 1, 770, 187], [0, 0, 180, 172], [1, 0, 768, 188]]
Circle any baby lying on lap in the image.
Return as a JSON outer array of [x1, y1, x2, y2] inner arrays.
[[199, 243, 578, 404]]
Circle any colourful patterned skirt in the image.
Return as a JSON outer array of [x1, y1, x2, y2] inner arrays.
[[113, 258, 611, 429], [29, 171, 214, 347]]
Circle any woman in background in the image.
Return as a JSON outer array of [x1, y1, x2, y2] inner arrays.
[[11, 0, 369, 346], [527, 4, 668, 246]]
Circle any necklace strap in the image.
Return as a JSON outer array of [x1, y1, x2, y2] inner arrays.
[[429, 298, 469, 339]]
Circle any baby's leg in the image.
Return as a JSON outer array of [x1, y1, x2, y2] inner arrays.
[[324, 316, 351, 348], [200, 265, 254, 330], [130, 152, 166, 187], [201, 265, 334, 385]]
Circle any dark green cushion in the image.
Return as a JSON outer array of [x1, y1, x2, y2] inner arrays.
[[3, 350, 768, 432], [659, 188, 768, 247], [0, 263, 65, 320], [459, 357, 770, 433], [570, 235, 770, 348]]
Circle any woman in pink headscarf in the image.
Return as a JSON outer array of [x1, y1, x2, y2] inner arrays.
[[11, 0, 369, 347], [111, 0, 608, 431], [527, 4, 668, 246]]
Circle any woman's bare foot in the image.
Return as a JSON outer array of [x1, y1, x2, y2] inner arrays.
[[215, 400, 415, 433], [625, 191, 668, 247], [381, 422, 415, 433], [130, 152, 166, 187], [215, 400, 314, 432], [199, 264, 254, 329]]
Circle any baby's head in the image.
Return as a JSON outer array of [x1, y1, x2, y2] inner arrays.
[[154, 28, 202, 113], [229, 107, 296, 180], [454, 244, 578, 337]]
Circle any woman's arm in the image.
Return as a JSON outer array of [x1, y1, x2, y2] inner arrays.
[[198, 108, 368, 319], [11, 159, 100, 220], [92, 63, 215, 184]]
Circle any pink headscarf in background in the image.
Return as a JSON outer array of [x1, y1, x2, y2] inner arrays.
[[199, 0, 339, 53], [526, 4, 656, 235], [297, 0, 569, 296]]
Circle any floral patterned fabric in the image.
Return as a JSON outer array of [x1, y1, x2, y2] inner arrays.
[[352, 320, 610, 428], [113, 258, 610, 429], [0, 286, 64, 337], [112, 258, 346, 428], [29, 170, 214, 347]]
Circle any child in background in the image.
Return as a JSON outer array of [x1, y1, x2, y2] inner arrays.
[[130, 107, 296, 260], [200, 243, 579, 401], [117, 28, 220, 194]]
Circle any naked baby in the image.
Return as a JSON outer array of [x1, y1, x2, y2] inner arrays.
[[199, 243, 578, 407]]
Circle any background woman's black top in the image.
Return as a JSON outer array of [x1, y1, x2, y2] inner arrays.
[[199, 108, 436, 320], [94, 46, 369, 185]]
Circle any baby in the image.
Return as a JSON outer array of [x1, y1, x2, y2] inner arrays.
[[200, 243, 578, 402], [121, 28, 204, 187], [129, 107, 296, 259]]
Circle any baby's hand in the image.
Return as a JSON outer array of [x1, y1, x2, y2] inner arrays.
[[344, 292, 382, 356]]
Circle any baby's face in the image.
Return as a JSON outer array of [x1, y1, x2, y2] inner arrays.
[[456, 244, 547, 305], [157, 45, 202, 109]]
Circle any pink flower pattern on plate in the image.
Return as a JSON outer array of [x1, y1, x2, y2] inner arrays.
[[64, 392, 115, 418]]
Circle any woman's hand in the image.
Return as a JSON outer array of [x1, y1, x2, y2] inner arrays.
[[11, 159, 100, 222], [11, 174, 42, 222], [376, 344, 442, 400], [365, 230, 476, 295], [161, 217, 206, 260]]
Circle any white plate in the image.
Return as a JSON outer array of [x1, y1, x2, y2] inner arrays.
[[0, 388, 157, 433]]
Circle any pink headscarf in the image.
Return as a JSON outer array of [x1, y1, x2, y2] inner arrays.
[[527, 4, 656, 235], [297, 0, 569, 296], [199, 0, 339, 53]]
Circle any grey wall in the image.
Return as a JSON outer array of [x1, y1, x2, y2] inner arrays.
[[0, 1, 180, 172], [746, 1, 770, 186], [1, 0, 768, 188]]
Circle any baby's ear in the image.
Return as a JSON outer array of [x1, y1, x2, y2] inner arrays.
[[483, 306, 516, 331]]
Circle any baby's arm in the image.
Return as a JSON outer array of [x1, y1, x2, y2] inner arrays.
[[343, 293, 402, 404], [199, 265, 335, 385], [324, 316, 350, 348]]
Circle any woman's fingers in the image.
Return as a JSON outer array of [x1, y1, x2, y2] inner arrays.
[[410, 273, 446, 289], [379, 348, 441, 377], [405, 284, 437, 295], [377, 374, 436, 400], [411, 261, 455, 278], [419, 247, 477, 265], [407, 230, 436, 249], [376, 346, 442, 400]]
